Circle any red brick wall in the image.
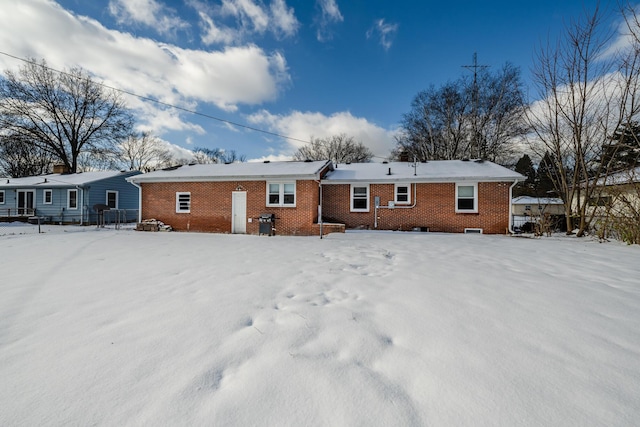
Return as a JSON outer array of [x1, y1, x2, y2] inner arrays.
[[321, 182, 512, 234], [140, 180, 322, 235]]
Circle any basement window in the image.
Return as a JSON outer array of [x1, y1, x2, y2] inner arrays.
[[176, 192, 191, 213], [455, 183, 478, 213], [464, 228, 483, 234]]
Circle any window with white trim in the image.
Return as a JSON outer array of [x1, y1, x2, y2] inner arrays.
[[0, 190, 4, 204], [267, 182, 296, 207], [68, 189, 78, 209], [43, 189, 52, 204], [351, 184, 369, 212], [395, 184, 410, 204], [106, 190, 118, 209], [176, 192, 191, 213], [455, 183, 477, 213]]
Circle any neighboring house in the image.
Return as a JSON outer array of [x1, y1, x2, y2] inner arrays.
[[129, 159, 523, 235], [512, 196, 565, 230], [322, 160, 524, 234], [0, 166, 142, 224], [585, 167, 640, 223], [127, 160, 335, 235]]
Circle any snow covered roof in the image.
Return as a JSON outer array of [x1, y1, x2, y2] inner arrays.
[[0, 170, 140, 188], [323, 160, 524, 183], [597, 167, 640, 186], [512, 196, 564, 205], [128, 160, 332, 183]]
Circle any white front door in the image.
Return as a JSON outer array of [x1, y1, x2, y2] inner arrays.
[[232, 191, 247, 234]]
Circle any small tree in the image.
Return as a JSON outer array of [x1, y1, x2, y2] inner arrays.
[[525, 4, 640, 235], [0, 59, 134, 173], [293, 134, 373, 163]]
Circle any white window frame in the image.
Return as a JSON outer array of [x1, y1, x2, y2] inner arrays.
[[266, 181, 296, 207], [67, 189, 78, 210], [395, 184, 411, 205], [350, 184, 370, 212], [0, 190, 4, 204], [176, 192, 191, 213], [455, 182, 478, 213], [43, 189, 53, 205], [106, 190, 119, 209]]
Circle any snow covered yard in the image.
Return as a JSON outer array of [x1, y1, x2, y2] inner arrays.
[[1, 227, 639, 426]]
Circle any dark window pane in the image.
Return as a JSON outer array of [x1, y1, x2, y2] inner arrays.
[[458, 198, 474, 210], [269, 194, 280, 204], [107, 192, 117, 208], [283, 194, 294, 204], [353, 199, 367, 209]]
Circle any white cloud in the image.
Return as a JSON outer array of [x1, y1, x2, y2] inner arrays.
[[220, 0, 269, 33], [197, 10, 239, 45], [108, 0, 189, 37], [247, 110, 398, 158], [315, 0, 343, 42], [160, 139, 197, 162], [0, 0, 290, 134], [190, 0, 299, 45], [270, 0, 299, 38], [366, 19, 398, 51]]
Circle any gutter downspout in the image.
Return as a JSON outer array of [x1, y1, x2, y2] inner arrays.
[[76, 185, 84, 225], [316, 179, 323, 239], [508, 179, 518, 234], [129, 180, 143, 224]]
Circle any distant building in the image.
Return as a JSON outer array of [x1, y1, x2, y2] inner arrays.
[[0, 169, 142, 224]]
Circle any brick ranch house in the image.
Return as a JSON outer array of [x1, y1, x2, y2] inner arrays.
[[127, 160, 335, 235], [322, 160, 524, 234], [128, 159, 524, 235]]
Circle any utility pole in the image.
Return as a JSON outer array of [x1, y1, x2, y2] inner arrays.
[[462, 52, 489, 159]]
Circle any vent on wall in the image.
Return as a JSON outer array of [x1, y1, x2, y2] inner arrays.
[[464, 228, 483, 234]]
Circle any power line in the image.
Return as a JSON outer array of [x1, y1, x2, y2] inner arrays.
[[0, 51, 312, 145]]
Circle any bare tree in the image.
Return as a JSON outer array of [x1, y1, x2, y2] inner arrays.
[[396, 63, 526, 163], [525, 4, 640, 236], [0, 59, 133, 173], [118, 132, 174, 172], [192, 147, 223, 164], [0, 132, 54, 177], [293, 134, 373, 163]]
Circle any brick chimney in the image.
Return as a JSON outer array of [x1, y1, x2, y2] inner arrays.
[[52, 164, 70, 174]]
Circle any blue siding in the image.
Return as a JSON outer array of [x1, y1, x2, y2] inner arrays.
[[0, 171, 141, 224]]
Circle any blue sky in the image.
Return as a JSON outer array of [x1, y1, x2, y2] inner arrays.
[[0, 0, 620, 162]]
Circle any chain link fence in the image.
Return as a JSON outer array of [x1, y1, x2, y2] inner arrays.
[[0, 209, 139, 236]]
